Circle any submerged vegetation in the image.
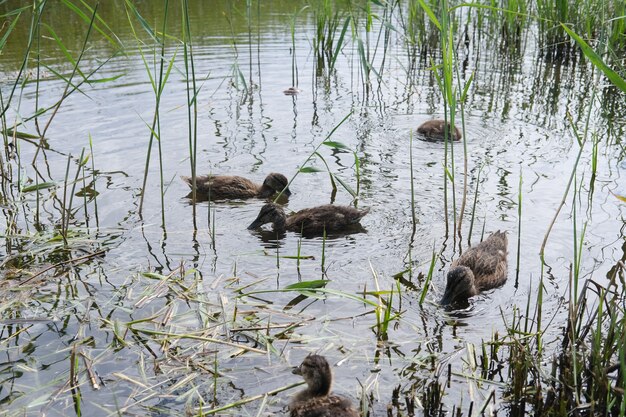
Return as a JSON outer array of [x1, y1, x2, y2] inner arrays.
[[1, 0, 625, 416]]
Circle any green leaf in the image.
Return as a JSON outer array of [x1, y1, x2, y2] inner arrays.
[[142, 272, 169, 280], [461, 71, 475, 103], [322, 140, 350, 150], [330, 16, 351, 71], [610, 190, 626, 203], [3, 129, 40, 140], [62, 0, 121, 49], [124, 0, 158, 42], [299, 166, 323, 173], [417, 0, 441, 30], [0, 10, 21, 51], [85, 73, 125, 84], [561, 23, 626, 93], [333, 174, 356, 197], [285, 280, 329, 289], [281, 255, 315, 260], [42, 23, 78, 69], [443, 164, 454, 181], [22, 182, 55, 192], [75, 186, 99, 198]]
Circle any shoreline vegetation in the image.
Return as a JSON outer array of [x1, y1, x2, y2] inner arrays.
[[1, 0, 625, 415]]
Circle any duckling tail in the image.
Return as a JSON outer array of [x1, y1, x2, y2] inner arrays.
[[357, 207, 371, 220], [181, 176, 192, 187]]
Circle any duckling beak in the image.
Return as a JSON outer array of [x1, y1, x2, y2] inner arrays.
[[282, 187, 292, 197], [292, 365, 302, 375], [439, 289, 454, 305], [247, 217, 264, 230]]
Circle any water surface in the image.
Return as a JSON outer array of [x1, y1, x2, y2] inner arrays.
[[1, 1, 625, 415]]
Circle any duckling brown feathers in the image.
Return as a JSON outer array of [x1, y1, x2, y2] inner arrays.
[[290, 355, 359, 417], [440, 231, 508, 306], [248, 203, 369, 235], [417, 119, 462, 141], [181, 173, 290, 199]]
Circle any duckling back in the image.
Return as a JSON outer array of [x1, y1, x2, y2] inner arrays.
[[453, 231, 508, 292], [441, 231, 508, 305], [181, 175, 259, 198], [417, 119, 462, 141], [182, 172, 291, 200], [290, 396, 359, 417], [286, 205, 370, 234], [290, 355, 359, 417]]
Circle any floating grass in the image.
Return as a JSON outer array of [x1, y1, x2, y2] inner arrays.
[[0, 1, 624, 416]]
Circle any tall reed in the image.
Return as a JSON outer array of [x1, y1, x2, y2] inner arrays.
[[34, 3, 99, 163], [126, 0, 173, 225], [182, 0, 199, 226]]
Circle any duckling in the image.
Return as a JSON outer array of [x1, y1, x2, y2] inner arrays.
[[290, 355, 359, 417], [284, 87, 301, 95], [440, 231, 508, 306], [247, 203, 369, 235], [181, 173, 291, 199], [417, 119, 462, 141]]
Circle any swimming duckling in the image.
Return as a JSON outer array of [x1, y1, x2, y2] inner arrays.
[[284, 87, 301, 95], [290, 355, 359, 417], [247, 203, 369, 235], [181, 173, 291, 199], [417, 119, 462, 141], [440, 231, 508, 306]]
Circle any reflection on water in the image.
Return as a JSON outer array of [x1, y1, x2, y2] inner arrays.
[[0, 0, 625, 415]]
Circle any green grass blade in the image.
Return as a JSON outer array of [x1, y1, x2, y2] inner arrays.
[[322, 140, 350, 150], [332, 174, 357, 198], [330, 16, 351, 71], [0, 10, 21, 51], [417, 0, 441, 30], [561, 23, 626, 93]]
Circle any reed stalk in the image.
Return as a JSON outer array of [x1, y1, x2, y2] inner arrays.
[[0, 2, 44, 120], [61, 154, 72, 246], [419, 244, 438, 305], [516, 168, 522, 284], [409, 131, 417, 241], [182, 0, 199, 225], [467, 164, 482, 246], [321, 227, 327, 276], [126, 0, 172, 224], [34, 3, 97, 164], [539, 118, 586, 260], [454, 68, 472, 241], [88, 135, 99, 227], [275, 111, 353, 202]]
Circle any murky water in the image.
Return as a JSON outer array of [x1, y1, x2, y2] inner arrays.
[[1, 1, 625, 415]]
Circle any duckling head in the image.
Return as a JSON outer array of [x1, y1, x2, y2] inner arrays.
[[440, 266, 477, 306], [260, 173, 291, 197], [292, 354, 333, 398], [247, 203, 287, 230]]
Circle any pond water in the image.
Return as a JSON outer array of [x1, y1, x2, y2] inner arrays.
[[1, 1, 625, 415]]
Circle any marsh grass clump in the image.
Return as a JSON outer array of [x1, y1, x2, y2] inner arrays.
[[311, 0, 349, 73], [454, 269, 626, 416], [535, 0, 625, 61], [1, 0, 625, 416]]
